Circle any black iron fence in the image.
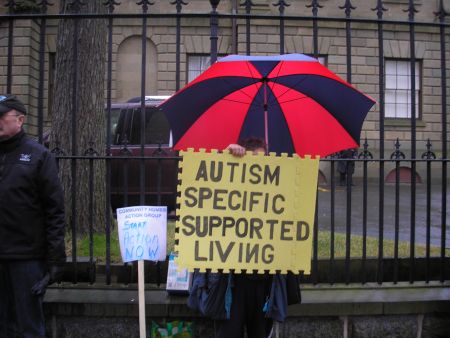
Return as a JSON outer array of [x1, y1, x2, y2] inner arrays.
[[1, 0, 448, 286]]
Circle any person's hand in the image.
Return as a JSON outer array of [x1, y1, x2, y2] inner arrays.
[[30, 272, 50, 296], [48, 264, 64, 284], [226, 144, 246, 157], [30, 264, 64, 297]]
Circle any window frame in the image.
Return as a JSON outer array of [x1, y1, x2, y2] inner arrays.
[[384, 58, 422, 120], [186, 54, 227, 84], [307, 54, 328, 67]]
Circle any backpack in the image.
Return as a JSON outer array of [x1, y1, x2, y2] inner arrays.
[[187, 271, 232, 320]]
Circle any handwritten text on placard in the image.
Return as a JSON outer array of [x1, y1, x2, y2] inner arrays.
[[117, 206, 167, 262]]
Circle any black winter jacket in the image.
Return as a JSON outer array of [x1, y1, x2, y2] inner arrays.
[[0, 130, 66, 264]]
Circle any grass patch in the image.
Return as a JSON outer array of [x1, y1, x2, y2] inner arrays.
[[71, 221, 176, 263], [71, 221, 448, 263], [317, 231, 449, 259], [75, 230, 122, 263]]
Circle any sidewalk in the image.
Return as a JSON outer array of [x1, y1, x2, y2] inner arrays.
[[317, 181, 450, 248]]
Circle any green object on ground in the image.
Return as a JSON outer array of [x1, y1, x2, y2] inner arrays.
[[151, 321, 195, 338]]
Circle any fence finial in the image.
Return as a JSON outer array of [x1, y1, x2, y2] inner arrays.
[[403, 0, 418, 21], [421, 139, 436, 160], [273, 0, 290, 14], [306, 0, 323, 17], [339, 0, 356, 18], [136, 0, 155, 12], [119, 135, 132, 156], [434, 0, 449, 21], [103, 0, 120, 13], [84, 141, 100, 156], [371, 0, 387, 19], [4, 0, 17, 12], [68, 0, 86, 12], [209, 0, 220, 10], [51, 137, 66, 157], [37, 0, 53, 12], [390, 138, 406, 160], [358, 139, 373, 160], [241, 0, 254, 12], [170, 0, 188, 12]]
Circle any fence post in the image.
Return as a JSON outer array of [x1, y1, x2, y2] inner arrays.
[[273, 0, 290, 55], [405, 0, 418, 284], [436, 0, 448, 283], [373, 0, 387, 285], [210, 0, 220, 64], [172, 0, 187, 91]]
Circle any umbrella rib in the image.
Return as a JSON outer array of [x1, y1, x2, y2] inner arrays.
[[266, 60, 286, 107], [268, 74, 310, 107], [275, 96, 311, 104], [213, 75, 260, 103], [220, 97, 253, 105], [244, 61, 265, 106], [267, 61, 284, 89]]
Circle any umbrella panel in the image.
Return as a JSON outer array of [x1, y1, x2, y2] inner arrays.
[[270, 83, 358, 156], [175, 83, 261, 151], [239, 84, 295, 154]]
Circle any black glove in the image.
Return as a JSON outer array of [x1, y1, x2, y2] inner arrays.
[[31, 264, 64, 297]]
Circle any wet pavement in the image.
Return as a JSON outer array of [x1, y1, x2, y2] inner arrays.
[[316, 180, 450, 248]]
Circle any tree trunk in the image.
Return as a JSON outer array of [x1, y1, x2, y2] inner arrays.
[[51, 0, 108, 236]]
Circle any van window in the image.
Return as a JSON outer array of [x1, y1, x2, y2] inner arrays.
[[108, 108, 122, 140], [128, 107, 171, 145], [112, 108, 129, 145]]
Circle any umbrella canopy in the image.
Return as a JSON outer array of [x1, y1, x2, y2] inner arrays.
[[159, 54, 375, 157]]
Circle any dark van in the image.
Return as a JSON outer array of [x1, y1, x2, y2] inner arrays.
[[109, 96, 178, 211]]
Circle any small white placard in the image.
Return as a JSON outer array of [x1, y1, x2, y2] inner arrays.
[[166, 252, 192, 293], [117, 206, 167, 263]]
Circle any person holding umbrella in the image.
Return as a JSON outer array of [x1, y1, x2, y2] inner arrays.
[[186, 137, 291, 338], [212, 137, 275, 338], [161, 53, 375, 337]]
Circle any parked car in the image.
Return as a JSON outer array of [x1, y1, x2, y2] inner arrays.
[[109, 96, 178, 212]]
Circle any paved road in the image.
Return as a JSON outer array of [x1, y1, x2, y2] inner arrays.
[[316, 181, 450, 248]]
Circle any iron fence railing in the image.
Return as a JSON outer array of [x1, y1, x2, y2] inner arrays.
[[1, 0, 448, 286]]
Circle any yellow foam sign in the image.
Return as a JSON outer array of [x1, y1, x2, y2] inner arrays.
[[175, 149, 319, 274]]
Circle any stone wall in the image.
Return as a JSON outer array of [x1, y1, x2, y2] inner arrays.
[[43, 282, 450, 338], [43, 314, 450, 338]]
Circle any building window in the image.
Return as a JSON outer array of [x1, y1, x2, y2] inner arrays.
[[187, 55, 213, 83], [305, 54, 327, 66], [317, 56, 326, 66], [385, 59, 421, 119], [312, 55, 327, 66]]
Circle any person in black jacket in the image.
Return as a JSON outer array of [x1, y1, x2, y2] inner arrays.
[[0, 95, 66, 338], [215, 138, 274, 338]]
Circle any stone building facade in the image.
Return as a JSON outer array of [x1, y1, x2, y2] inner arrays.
[[0, 0, 449, 161]]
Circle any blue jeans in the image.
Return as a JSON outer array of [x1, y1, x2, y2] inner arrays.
[[0, 260, 46, 338]]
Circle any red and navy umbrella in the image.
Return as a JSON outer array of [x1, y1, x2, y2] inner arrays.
[[159, 54, 375, 157]]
